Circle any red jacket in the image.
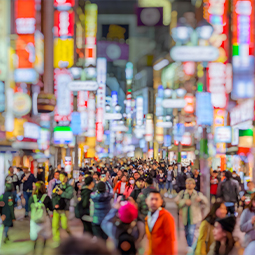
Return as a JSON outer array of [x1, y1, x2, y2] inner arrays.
[[113, 181, 127, 195], [145, 208, 177, 255]]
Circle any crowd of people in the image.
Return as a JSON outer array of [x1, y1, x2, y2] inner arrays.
[[0, 159, 255, 255]]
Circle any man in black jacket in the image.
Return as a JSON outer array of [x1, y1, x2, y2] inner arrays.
[[176, 167, 187, 193], [130, 178, 145, 202], [80, 176, 94, 234]]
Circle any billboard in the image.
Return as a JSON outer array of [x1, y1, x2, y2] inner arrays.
[[196, 92, 213, 126]]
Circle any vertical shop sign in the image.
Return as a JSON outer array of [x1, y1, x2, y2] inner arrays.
[[54, 10, 74, 38], [54, 69, 73, 122], [87, 92, 95, 137], [136, 97, 143, 126]]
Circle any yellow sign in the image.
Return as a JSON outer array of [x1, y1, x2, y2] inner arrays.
[[85, 3, 98, 38], [54, 38, 74, 68], [13, 118, 27, 137]]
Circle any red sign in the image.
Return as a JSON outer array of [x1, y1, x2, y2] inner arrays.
[[174, 133, 192, 146], [54, 69, 73, 122], [16, 35, 35, 68], [54, 0, 75, 9], [15, 0, 36, 34], [54, 10, 74, 37], [78, 91, 89, 112]]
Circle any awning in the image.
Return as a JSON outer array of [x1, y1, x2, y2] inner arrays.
[[168, 145, 196, 152]]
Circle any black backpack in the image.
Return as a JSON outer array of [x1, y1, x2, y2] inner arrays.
[[117, 222, 137, 255]]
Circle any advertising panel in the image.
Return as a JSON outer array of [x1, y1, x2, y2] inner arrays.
[[35, 30, 44, 75], [71, 112, 82, 135], [196, 92, 213, 126], [215, 126, 232, 143], [145, 114, 153, 142], [38, 128, 50, 150], [54, 10, 74, 38], [13, 92, 32, 117], [184, 95, 194, 113], [54, 126, 73, 144], [54, 69, 73, 122], [54, 0, 75, 9], [136, 97, 143, 126]]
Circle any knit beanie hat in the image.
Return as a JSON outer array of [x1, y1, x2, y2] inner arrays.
[[216, 216, 236, 233], [118, 201, 138, 224], [97, 181, 106, 193]]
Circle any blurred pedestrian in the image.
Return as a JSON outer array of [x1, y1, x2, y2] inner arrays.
[[113, 175, 127, 197], [241, 181, 255, 209], [175, 178, 208, 249], [176, 167, 187, 192], [74, 173, 84, 201], [156, 168, 166, 194], [48, 171, 60, 199], [210, 170, 219, 203], [195, 202, 227, 255], [123, 176, 135, 199], [165, 165, 174, 198], [145, 190, 177, 255], [193, 169, 200, 192], [37, 167, 45, 183], [130, 178, 145, 202]]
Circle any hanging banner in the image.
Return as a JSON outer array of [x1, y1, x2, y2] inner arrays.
[[54, 10, 74, 38], [54, 69, 73, 122]]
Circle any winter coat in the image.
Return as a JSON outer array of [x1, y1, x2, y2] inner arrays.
[[91, 190, 113, 225], [175, 189, 208, 225], [123, 185, 134, 198], [176, 172, 187, 191], [137, 185, 156, 221], [156, 174, 166, 184], [145, 208, 176, 255], [195, 220, 214, 255], [0, 192, 15, 227], [240, 208, 255, 246], [28, 193, 53, 212], [217, 178, 239, 203], [113, 181, 127, 195], [130, 187, 142, 202], [52, 182, 73, 211], [80, 187, 93, 216]]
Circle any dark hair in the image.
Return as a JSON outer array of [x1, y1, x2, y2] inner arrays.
[[225, 171, 232, 180], [247, 181, 254, 185], [136, 177, 144, 182], [93, 172, 100, 177], [214, 233, 235, 255], [38, 182, 46, 195], [213, 170, 218, 174], [204, 202, 225, 225], [146, 177, 153, 185], [181, 166, 185, 172], [148, 190, 161, 196], [55, 170, 60, 175], [247, 193, 255, 211], [85, 176, 94, 186], [58, 235, 113, 255], [60, 172, 67, 177]]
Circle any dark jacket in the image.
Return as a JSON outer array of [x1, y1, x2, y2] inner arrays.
[[130, 187, 142, 202], [176, 172, 187, 191], [28, 193, 53, 212], [52, 182, 73, 210], [137, 185, 156, 221], [91, 191, 113, 225], [156, 174, 166, 183], [217, 178, 239, 203], [0, 192, 15, 227], [81, 187, 93, 216], [21, 173, 37, 192], [165, 170, 174, 182], [194, 175, 201, 191]]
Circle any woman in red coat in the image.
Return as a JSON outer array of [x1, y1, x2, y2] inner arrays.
[[113, 175, 127, 197]]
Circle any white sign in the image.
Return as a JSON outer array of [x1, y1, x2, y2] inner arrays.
[[156, 121, 172, 128], [215, 127, 232, 143], [230, 99, 254, 126], [112, 125, 128, 132], [68, 80, 98, 91], [136, 97, 143, 126], [105, 113, 122, 120], [16, 18, 36, 34], [162, 99, 186, 108], [24, 122, 40, 140], [170, 46, 219, 62], [14, 68, 37, 83]]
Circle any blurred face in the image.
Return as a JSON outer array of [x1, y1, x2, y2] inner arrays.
[[121, 176, 127, 182], [146, 193, 163, 213], [186, 180, 195, 190], [114, 168, 118, 173], [213, 222, 226, 242], [117, 171, 122, 178], [23, 168, 29, 174], [59, 174, 67, 183], [129, 177, 135, 185], [159, 170, 163, 174], [134, 173, 140, 180], [168, 166, 173, 171], [93, 174, 99, 181], [54, 172, 60, 180], [9, 167, 13, 174], [79, 175, 83, 182], [247, 182, 254, 191], [212, 172, 218, 178], [187, 166, 191, 171], [137, 180, 145, 189], [216, 204, 227, 219]]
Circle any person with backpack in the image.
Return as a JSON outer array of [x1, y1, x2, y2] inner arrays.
[[77, 176, 94, 234], [28, 181, 52, 253], [0, 183, 15, 243], [175, 178, 208, 250], [48, 171, 60, 198], [176, 166, 187, 193], [101, 199, 144, 255], [217, 171, 239, 215], [91, 181, 113, 240], [52, 172, 73, 245], [145, 190, 177, 255]]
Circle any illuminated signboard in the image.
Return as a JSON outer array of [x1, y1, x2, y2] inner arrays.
[[54, 126, 73, 144], [35, 30, 44, 75], [136, 97, 143, 126], [145, 114, 153, 142], [54, 69, 73, 122], [87, 92, 96, 137], [54, 10, 74, 38], [54, 0, 74, 10], [15, 0, 36, 35], [215, 126, 232, 143], [204, 0, 228, 108], [184, 95, 194, 113]]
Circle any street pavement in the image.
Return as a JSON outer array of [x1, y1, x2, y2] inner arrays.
[[0, 198, 245, 255]]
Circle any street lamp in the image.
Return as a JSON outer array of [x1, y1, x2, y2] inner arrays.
[[115, 104, 122, 113], [172, 18, 193, 44], [105, 104, 111, 112], [196, 19, 214, 40]]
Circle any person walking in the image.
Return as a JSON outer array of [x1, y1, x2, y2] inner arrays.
[[130, 178, 145, 202], [195, 202, 227, 255], [52, 172, 73, 246], [80, 176, 94, 234], [150, 163, 158, 188], [156, 168, 166, 194], [145, 190, 177, 255], [0, 183, 15, 243], [241, 181, 255, 209], [175, 178, 208, 249], [208, 216, 243, 255], [74, 173, 84, 201], [176, 167, 187, 192], [28, 181, 52, 254], [113, 175, 127, 197], [240, 194, 255, 248], [165, 165, 174, 198], [91, 181, 113, 240], [21, 167, 37, 217], [123, 176, 134, 198], [47, 171, 60, 199], [217, 171, 239, 215], [193, 169, 200, 192], [210, 170, 219, 203]]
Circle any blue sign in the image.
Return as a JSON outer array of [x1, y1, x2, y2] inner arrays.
[[164, 135, 171, 147], [158, 85, 164, 98], [71, 112, 82, 135], [232, 74, 254, 99], [111, 91, 118, 107], [0, 81, 5, 112], [196, 92, 213, 126], [14, 68, 37, 83], [174, 123, 185, 142]]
